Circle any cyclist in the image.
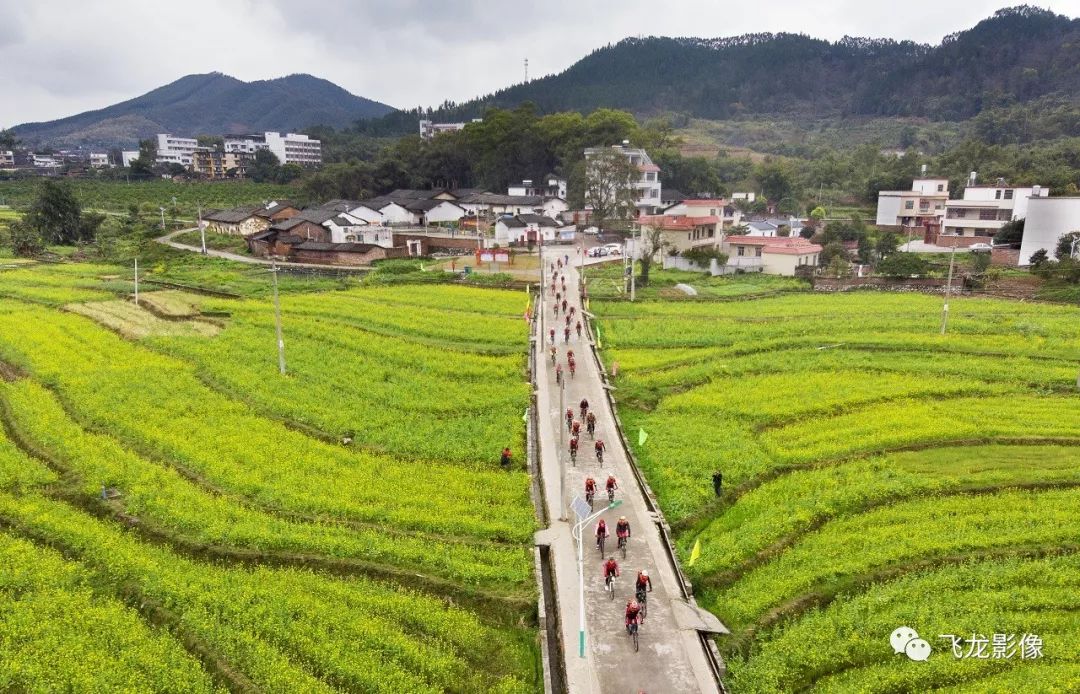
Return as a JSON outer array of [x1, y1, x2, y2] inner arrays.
[[635, 569, 652, 596], [586, 411, 596, 437], [603, 556, 620, 592], [566, 408, 574, 432], [549, 328, 555, 345], [555, 362, 563, 384], [615, 515, 631, 552], [555, 291, 561, 304], [576, 320, 583, 339], [584, 476, 597, 507], [499, 447, 512, 469], [569, 435, 578, 463], [625, 598, 642, 632], [595, 438, 606, 464], [569, 305, 576, 318], [549, 345, 557, 364], [561, 299, 568, 314], [565, 313, 572, 328], [595, 518, 609, 550], [568, 356, 576, 378], [564, 326, 570, 344], [606, 475, 619, 502], [571, 420, 581, 438], [579, 398, 589, 420]]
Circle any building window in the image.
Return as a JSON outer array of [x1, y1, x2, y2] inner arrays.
[[755, 247, 762, 257], [1004, 190, 1013, 200], [737, 246, 745, 257], [937, 184, 944, 192], [995, 190, 1002, 199], [650, 189, 658, 198], [905, 201, 914, 209]]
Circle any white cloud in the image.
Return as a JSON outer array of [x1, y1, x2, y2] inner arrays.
[[2, 0, 1080, 128]]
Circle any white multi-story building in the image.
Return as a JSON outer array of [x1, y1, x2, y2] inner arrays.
[[508, 176, 567, 200], [0, 151, 14, 168], [89, 152, 110, 168], [264, 132, 321, 166], [419, 119, 482, 139], [584, 142, 662, 216], [224, 134, 271, 155], [942, 176, 1048, 242], [156, 134, 199, 167], [1017, 197, 1080, 265], [120, 151, 141, 167], [875, 178, 950, 228], [32, 154, 62, 168]]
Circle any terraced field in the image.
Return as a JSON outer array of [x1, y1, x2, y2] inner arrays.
[[0, 263, 539, 691], [595, 291, 1080, 692]]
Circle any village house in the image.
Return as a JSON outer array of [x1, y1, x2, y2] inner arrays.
[[721, 235, 822, 275], [938, 176, 1048, 246], [1017, 197, 1080, 265], [637, 214, 721, 254], [202, 206, 272, 236], [875, 178, 950, 229], [662, 199, 742, 229], [584, 141, 662, 216], [494, 214, 565, 245]]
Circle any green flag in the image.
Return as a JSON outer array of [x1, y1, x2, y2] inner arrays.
[[688, 539, 701, 567], [638, 428, 648, 446]]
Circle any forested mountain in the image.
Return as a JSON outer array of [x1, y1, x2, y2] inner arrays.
[[12, 73, 395, 148], [365, 6, 1080, 133]]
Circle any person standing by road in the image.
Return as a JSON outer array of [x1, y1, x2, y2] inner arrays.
[[499, 447, 512, 469]]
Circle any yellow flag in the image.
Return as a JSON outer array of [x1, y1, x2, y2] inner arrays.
[[688, 539, 701, 567]]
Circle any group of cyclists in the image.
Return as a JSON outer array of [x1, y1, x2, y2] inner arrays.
[[547, 257, 650, 649], [598, 527, 653, 646]]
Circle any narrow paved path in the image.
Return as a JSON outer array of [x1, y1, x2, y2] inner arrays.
[[534, 248, 722, 694]]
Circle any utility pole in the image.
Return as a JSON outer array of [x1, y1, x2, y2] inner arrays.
[[271, 261, 286, 375], [630, 226, 638, 302], [940, 244, 956, 335], [524, 57, 529, 82], [133, 258, 139, 305], [159, 206, 166, 230], [198, 204, 207, 254]]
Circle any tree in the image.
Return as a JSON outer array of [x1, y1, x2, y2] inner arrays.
[[754, 160, 795, 203], [638, 226, 666, 286], [876, 231, 900, 257], [810, 206, 827, 224], [819, 242, 849, 267], [584, 148, 637, 231], [248, 149, 283, 183], [1028, 248, 1050, 267], [994, 218, 1025, 245], [5, 220, 45, 256], [24, 181, 84, 244], [0, 129, 16, 150], [1054, 231, 1080, 260], [130, 138, 157, 176], [876, 252, 929, 277]]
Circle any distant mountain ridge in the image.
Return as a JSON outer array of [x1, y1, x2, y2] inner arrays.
[[369, 6, 1080, 131], [12, 73, 395, 148]]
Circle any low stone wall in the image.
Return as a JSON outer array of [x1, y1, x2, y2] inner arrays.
[[991, 247, 1021, 266], [392, 233, 480, 254], [814, 276, 961, 294]]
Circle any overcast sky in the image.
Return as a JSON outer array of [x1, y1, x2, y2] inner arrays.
[[3, 0, 1080, 127]]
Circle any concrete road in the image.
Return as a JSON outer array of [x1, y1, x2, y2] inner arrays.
[[534, 248, 723, 694]]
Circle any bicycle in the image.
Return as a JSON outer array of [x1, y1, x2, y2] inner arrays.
[[618, 534, 627, 559], [570, 448, 577, 466], [628, 620, 639, 652], [585, 489, 595, 510], [568, 361, 576, 379], [636, 588, 648, 620], [607, 487, 616, 504], [597, 532, 605, 555], [586, 420, 595, 439], [605, 574, 616, 600], [596, 448, 604, 466]]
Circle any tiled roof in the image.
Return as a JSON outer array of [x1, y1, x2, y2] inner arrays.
[[204, 205, 262, 223], [724, 235, 823, 255]]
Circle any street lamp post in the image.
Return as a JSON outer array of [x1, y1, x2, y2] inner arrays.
[[571, 499, 622, 658], [940, 244, 957, 335]]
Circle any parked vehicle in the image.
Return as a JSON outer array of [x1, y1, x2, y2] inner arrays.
[[588, 247, 608, 258], [603, 244, 623, 255], [969, 243, 993, 251]]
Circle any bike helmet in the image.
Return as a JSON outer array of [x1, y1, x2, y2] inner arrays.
[[619, 516, 627, 521], [640, 570, 648, 577]]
